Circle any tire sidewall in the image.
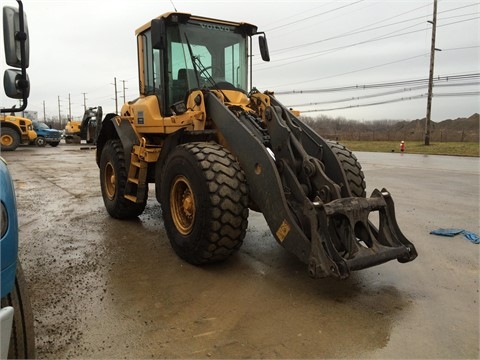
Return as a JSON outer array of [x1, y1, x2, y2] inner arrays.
[[0, 261, 36, 359], [100, 140, 126, 216], [99, 139, 146, 219], [1, 128, 20, 151], [35, 136, 46, 147], [160, 147, 211, 261]]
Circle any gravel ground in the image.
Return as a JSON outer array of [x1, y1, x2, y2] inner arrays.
[[2, 144, 479, 359]]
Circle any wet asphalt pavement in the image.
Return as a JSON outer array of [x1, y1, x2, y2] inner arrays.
[[2, 144, 479, 359]]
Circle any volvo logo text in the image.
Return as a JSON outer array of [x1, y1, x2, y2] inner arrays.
[[200, 23, 232, 32]]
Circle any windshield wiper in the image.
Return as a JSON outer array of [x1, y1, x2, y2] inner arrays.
[[184, 33, 231, 102]]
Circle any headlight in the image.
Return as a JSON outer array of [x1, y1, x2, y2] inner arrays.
[[1, 202, 8, 238]]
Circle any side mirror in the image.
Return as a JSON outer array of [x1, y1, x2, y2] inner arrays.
[[3, 68, 30, 98], [259, 35, 270, 62], [2, 1, 29, 112], [3, 4, 29, 68]]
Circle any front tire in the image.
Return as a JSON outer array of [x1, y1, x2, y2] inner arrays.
[[99, 139, 147, 219], [34, 136, 46, 147], [0, 128, 20, 151], [0, 261, 36, 359], [160, 142, 249, 264], [327, 141, 366, 197]]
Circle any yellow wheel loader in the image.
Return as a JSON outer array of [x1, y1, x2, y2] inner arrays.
[[1, 114, 36, 151], [96, 12, 417, 279], [64, 106, 102, 144]]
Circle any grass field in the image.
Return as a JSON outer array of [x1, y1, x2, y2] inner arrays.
[[340, 141, 479, 157]]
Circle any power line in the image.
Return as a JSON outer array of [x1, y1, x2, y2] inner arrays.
[[289, 86, 426, 107], [276, 72, 480, 95], [265, 0, 365, 32], [258, 15, 479, 75], [434, 91, 480, 97], [287, 81, 480, 108], [299, 91, 479, 113], [266, 43, 479, 90], [270, 8, 430, 55], [262, 1, 335, 30], [270, 9, 478, 56], [267, 2, 478, 55]]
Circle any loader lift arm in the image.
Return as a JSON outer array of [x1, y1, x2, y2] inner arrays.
[[206, 93, 417, 279]]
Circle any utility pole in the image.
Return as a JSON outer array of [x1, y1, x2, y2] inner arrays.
[[43, 100, 46, 122], [113, 77, 118, 114], [68, 93, 72, 121], [121, 80, 127, 104], [425, 0, 438, 146], [82, 92, 87, 111], [57, 96, 62, 127]]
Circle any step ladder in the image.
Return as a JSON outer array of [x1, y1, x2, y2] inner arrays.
[[124, 138, 148, 203]]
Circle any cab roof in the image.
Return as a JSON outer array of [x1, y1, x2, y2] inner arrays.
[[135, 12, 258, 36]]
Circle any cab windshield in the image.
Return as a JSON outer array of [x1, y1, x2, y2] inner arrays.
[[167, 20, 248, 104], [34, 122, 49, 130]]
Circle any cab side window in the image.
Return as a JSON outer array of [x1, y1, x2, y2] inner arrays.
[[141, 30, 162, 96]]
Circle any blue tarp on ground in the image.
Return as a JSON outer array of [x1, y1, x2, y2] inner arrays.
[[430, 228, 480, 244]]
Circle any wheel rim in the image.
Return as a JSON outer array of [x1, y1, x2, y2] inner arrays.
[[170, 175, 195, 235], [1, 135, 13, 147], [104, 161, 116, 200]]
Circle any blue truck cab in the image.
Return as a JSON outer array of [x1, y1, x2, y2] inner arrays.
[[0, 158, 19, 356], [0, 157, 18, 297], [0, 158, 35, 358], [32, 120, 62, 147]]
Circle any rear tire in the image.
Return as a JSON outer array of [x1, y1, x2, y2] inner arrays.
[[99, 139, 147, 219], [0, 261, 36, 359], [0, 128, 20, 151], [327, 141, 366, 197], [160, 142, 249, 264]]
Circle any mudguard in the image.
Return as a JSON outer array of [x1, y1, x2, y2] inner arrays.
[[96, 114, 139, 168]]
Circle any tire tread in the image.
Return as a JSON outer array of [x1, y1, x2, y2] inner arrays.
[[327, 141, 366, 198], [162, 142, 249, 264]]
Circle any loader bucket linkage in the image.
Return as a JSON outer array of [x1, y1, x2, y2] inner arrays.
[[310, 188, 417, 278], [206, 93, 417, 279]]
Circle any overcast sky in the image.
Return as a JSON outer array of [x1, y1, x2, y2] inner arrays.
[[1, 0, 479, 122]]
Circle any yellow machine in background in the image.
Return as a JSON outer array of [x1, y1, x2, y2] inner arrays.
[[1, 114, 37, 151], [64, 106, 102, 144], [64, 120, 80, 141], [95, 12, 417, 279]]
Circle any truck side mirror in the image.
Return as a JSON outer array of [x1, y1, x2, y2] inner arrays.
[[3, 4, 29, 68], [3, 68, 29, 98], [2, 1, 30, 112], [259, 35, 270, 62]]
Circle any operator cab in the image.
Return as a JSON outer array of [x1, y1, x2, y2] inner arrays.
[[136, 12, 268, 116]]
